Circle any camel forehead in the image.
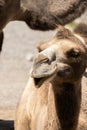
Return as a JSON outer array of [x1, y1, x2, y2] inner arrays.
[[52, 39, 86, 53]]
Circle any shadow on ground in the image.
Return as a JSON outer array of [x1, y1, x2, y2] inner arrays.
[[0, 120, 14, 130]]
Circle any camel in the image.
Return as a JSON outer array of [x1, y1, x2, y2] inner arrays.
[[0, 0, 87, 52], [15, 24, 87, 130]]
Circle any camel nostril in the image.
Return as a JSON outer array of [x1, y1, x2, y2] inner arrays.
[[57, 68, 71, 77]]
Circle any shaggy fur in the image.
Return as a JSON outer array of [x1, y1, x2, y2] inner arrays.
[[0, 0, 87, 51], [15, 26, 87, 130]]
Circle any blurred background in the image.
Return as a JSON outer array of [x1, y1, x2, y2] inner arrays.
[[0, 10, 87, 120]]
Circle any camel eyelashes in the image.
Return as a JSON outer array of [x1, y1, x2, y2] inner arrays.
[[67, 49, 80, 58]]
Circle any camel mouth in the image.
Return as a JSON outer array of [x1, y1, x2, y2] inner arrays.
[[34, 77, 43, 86], [34, 76, 50, 86], [32, 62, 73, 86], [33, 67, 72, 87], [33, 71, 56, 86]]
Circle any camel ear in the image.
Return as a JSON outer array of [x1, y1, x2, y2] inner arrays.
[[31, 53, 56, 78], [37, 42, 49, 52], [56, 25, 73, 39]]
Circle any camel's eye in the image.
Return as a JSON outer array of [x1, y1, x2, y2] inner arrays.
[[67, 49, 80, 58]]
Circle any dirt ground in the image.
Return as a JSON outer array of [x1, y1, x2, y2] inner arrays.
[[0, 21, 55, 120]]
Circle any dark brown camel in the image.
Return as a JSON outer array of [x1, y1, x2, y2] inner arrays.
[[0, 0, 87, 52]]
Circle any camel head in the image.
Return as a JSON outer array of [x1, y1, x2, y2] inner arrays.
[[32, 26, 87, 85]]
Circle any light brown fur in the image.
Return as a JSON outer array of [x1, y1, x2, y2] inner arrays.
[[15, 26, 87, 130]]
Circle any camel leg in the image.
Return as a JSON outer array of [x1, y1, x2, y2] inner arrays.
[[0, 31, 4, 52]]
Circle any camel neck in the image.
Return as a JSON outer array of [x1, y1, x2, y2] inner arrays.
[[47, 82, 81, 130]]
